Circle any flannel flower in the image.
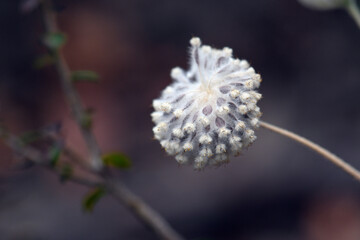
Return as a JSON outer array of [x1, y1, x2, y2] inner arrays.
[[152, 37, 262, 169]]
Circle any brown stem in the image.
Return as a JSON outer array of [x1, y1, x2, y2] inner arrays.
[[40, 1, 185, 239], [0, 128, 185, 240], [108, 181, 184, 240], [63, 147, 185, 240], [42, 0, 102, 171], [0, 130, 100, 187], [260, 121, 360, 182]]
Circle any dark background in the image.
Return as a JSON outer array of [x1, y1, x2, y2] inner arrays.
[[0, 0, 360, 239]]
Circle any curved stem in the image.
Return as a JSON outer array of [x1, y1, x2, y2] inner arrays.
[[346, 0, 360, 29], [259, 121, 360, 182]]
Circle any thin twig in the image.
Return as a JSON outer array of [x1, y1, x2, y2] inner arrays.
[[64, 147, 185, 240], [0, 131, 43, 165], [64, 147, 184, 240], [107, 181, 184, 240], [260, 121, 360, 182], [0, 129, 102, 187], [346, 0, 360, 29], [42, 0, 102, 171], [63, 147, 94, 172], [1, 128, 185, 240]]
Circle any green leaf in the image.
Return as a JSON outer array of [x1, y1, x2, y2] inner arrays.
[[82, 187, 106, 212], [60, 164, 72, 183], [33, 54, 55, 69], [44, 32, 66, 50], [71, 70, 100, 82], [102, 152, 131, 169], [48, 145, 62, 167]]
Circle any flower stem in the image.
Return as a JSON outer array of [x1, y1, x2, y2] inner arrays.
[[259, 121, 360, 182], [346, 0, 360, 29]]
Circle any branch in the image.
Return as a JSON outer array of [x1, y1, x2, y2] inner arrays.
[[0, 129, 43, 165], [0, 128, 184, 240], [63, 147, 185, 240], [42, 0, 102, 171], [107, 181, 184, 240], [0, 129, 101, 187], [39, 1, 185, 239], [260, 121, 360, 182]]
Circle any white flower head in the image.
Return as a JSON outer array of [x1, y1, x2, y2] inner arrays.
[[298, 0, 347, 10], [152, 37, 262, 170]]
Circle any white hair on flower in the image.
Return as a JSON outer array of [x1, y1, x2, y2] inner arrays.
[[151, 37, 262, 169]]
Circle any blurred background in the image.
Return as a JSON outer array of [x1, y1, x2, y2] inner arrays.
[[0, 0, 360, 239]]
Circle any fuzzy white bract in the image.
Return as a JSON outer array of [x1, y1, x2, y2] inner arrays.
[[298, 0, 347, 10], [152, 37, 262, 169]]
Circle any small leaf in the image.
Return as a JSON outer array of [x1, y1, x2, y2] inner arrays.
[[33, 54, 55, 69], [44, 32, 66, 50], [82, 187, 106, 212], [71, 70, 100, 82], [60, 164, 72, 183], [48, 145, 62, 167], [102, 152, 131, 169]]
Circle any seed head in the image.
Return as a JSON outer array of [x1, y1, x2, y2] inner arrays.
[[152, 37, 262, 169]]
